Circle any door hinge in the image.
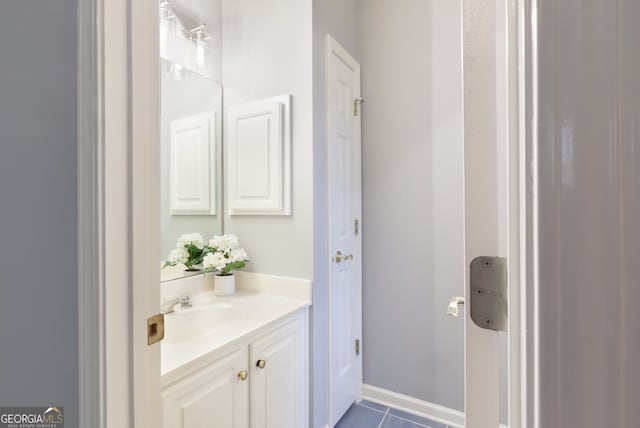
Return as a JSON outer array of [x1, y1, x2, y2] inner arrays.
[[354, 219, 359, 236], [353, 97, 365, 116], [147, 313, 165, 345], [355, 339, 360, 356], [470, 256, 508, 332]]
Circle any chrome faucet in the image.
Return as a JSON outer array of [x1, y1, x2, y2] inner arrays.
[[161, 294, 192, 314]]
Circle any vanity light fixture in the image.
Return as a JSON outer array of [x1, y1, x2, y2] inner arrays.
[[160, 1, 211, 74], [159, 1, 177, 52], [189, 24, 209, 71]]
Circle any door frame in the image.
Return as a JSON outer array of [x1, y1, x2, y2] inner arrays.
[[504, 0, 539, 427], [325, 34, 363, 426], [464, 0, 535, 427], [78, 1, 539, 427], [78, 0, 161, 426], [516, 0, 540, 426]]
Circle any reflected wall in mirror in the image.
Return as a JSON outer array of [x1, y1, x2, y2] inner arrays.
[[160, 59, 223, 281]]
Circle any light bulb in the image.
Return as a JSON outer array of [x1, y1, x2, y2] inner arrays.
[[196, 40, 206, 70], [159, 1, 176, 52], [190, 25, 208, 71]]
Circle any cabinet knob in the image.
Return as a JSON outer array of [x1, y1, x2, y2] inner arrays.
[[237, 370, 248, 381], [256, 359, 266, 369]]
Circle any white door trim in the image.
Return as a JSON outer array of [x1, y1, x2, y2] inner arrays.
[[78, 0, 161, 427], [518, 0, 540, 426], [493, 0, 535, 426], [325, 33, 363, 426], [78, 0, 105, 426], [508, 1, 526, 427], [463, 1, 532, 426], [78, 0, 134, 425]]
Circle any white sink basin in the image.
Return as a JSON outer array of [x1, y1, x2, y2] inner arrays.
[[164, 303, 245, 343]]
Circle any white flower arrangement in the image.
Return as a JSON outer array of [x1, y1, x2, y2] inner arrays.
[[164, 232, 249, 274], [203, 234, 249, 276], [177, 233, 205, 250], [163, 233, 208, 271]]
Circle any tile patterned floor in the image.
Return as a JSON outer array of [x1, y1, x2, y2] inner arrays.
[[335, 400, 454, 428]]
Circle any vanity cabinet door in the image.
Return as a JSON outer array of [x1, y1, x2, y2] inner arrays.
[[250, 316, 306, 428], [163, 348, 250, 428]]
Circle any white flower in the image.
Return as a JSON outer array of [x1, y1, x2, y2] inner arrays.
[[209, 234, 239, 252], [177, 233, 205, 249], [230, 248, 248, 262], [203, 251, 228, 272], [203, 234, 248, 274], [167, 247, 189, 264]]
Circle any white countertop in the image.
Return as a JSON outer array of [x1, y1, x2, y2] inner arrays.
[[161, 289, 309, 378]]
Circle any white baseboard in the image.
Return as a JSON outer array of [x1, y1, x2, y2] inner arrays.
[[363, 384, 464, 427], [362, 384, 508, 428]]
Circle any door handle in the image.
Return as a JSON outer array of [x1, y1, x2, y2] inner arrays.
[[447, 296, 465, 317], [334, 251, 354, 264]]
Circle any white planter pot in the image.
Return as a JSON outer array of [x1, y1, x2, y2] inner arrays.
[[214, 274, 236, 296], [202, 272, 215, 291]]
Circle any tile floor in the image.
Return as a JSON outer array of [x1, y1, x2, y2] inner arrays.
[[335, 400, 454, 428]]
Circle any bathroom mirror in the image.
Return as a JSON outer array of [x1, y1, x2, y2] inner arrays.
[[160, 59, 223, 282], [159, 0, 223, 283]]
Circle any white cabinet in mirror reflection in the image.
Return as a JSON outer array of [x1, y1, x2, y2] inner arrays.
[[227, 95, 292, 215], [170, 112, 217, 215]]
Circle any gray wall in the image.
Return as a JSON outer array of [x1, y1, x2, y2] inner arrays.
[[0, 1, 79, 427], [535, 1, 640, 427], [312, 1, 360, 426], [358, 0, 466, 412], [222, 0, 314, 279]]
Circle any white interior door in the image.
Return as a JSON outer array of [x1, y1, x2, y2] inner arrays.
[[130, 0, 162, 424], [326, 34, 363, 427]]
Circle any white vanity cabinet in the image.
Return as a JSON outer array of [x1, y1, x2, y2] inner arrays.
[[250, 318, 306, 428], [163, 348, 250, 428], [162, 310, 308, 428]]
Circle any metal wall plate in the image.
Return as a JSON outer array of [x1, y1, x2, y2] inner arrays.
[[470, 256, 508, 332]]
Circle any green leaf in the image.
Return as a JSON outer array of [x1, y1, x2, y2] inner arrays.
[[221, 260, 246, 275]]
